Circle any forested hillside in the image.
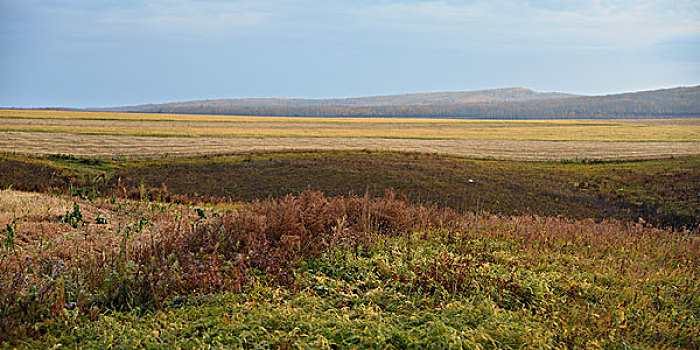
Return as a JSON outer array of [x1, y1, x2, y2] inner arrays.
[[101, 86, 699, 119]]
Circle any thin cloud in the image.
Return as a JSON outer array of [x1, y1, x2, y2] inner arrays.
[[359, 0, 700, 48], [1, 0, 697, 106], [39, 0, 277, 40]]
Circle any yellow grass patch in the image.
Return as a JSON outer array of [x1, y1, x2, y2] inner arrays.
[[1, 109, 699, 142]]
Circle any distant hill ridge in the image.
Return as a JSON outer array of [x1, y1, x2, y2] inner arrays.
[[99, 86, 700, 119]]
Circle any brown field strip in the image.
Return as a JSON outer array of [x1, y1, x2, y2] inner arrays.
[[1, 131, 698, 160]]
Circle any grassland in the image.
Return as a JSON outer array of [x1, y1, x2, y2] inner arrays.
[[1, 110, 699, 161], [0, 189, 697, 348], [1, 109, 699, 348], [2, 109, 699, 141], [5, 131, 700, 160]]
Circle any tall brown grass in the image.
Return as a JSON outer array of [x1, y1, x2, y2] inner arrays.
[[0, 189, 459, 340]]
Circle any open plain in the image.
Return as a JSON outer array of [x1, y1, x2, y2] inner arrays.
[[3, 1, 699, 347], [1, 109, 699, 349], [1, 109, 699, 160]]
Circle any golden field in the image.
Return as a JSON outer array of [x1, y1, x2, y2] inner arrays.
[[1, 109, 699, 159]]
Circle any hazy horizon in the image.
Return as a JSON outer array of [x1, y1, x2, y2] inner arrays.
[[5, 85, 700, 110], [1, 0, 699, 108]]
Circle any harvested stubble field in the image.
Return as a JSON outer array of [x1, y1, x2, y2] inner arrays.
[[1, 109, 699, 160], [5, 131, 700, 160]]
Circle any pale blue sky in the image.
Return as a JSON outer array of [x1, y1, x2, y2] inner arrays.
[[1, 0, 699, 107]]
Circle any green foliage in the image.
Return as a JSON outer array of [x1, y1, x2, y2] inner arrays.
[[95, 214, 108, 225], [137, 215, 149, 233], [68, 184, 101, 200], [1, 218, 17, 253], [59, 201, 84, 228]]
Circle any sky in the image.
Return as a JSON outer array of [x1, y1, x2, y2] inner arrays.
[[1, 0, 699, 107]]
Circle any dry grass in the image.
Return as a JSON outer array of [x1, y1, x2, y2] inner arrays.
[[1, 109, 699, 142], [2, 131, 699, 160], [5, 108, 696, 124], [2, 109, 698, 160], [0, 188, 458, 340], [0, 189, 172, 268], [0, 189, 69, 221]]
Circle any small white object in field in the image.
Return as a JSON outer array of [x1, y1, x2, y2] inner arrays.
[[468, 179, 475, 183]]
